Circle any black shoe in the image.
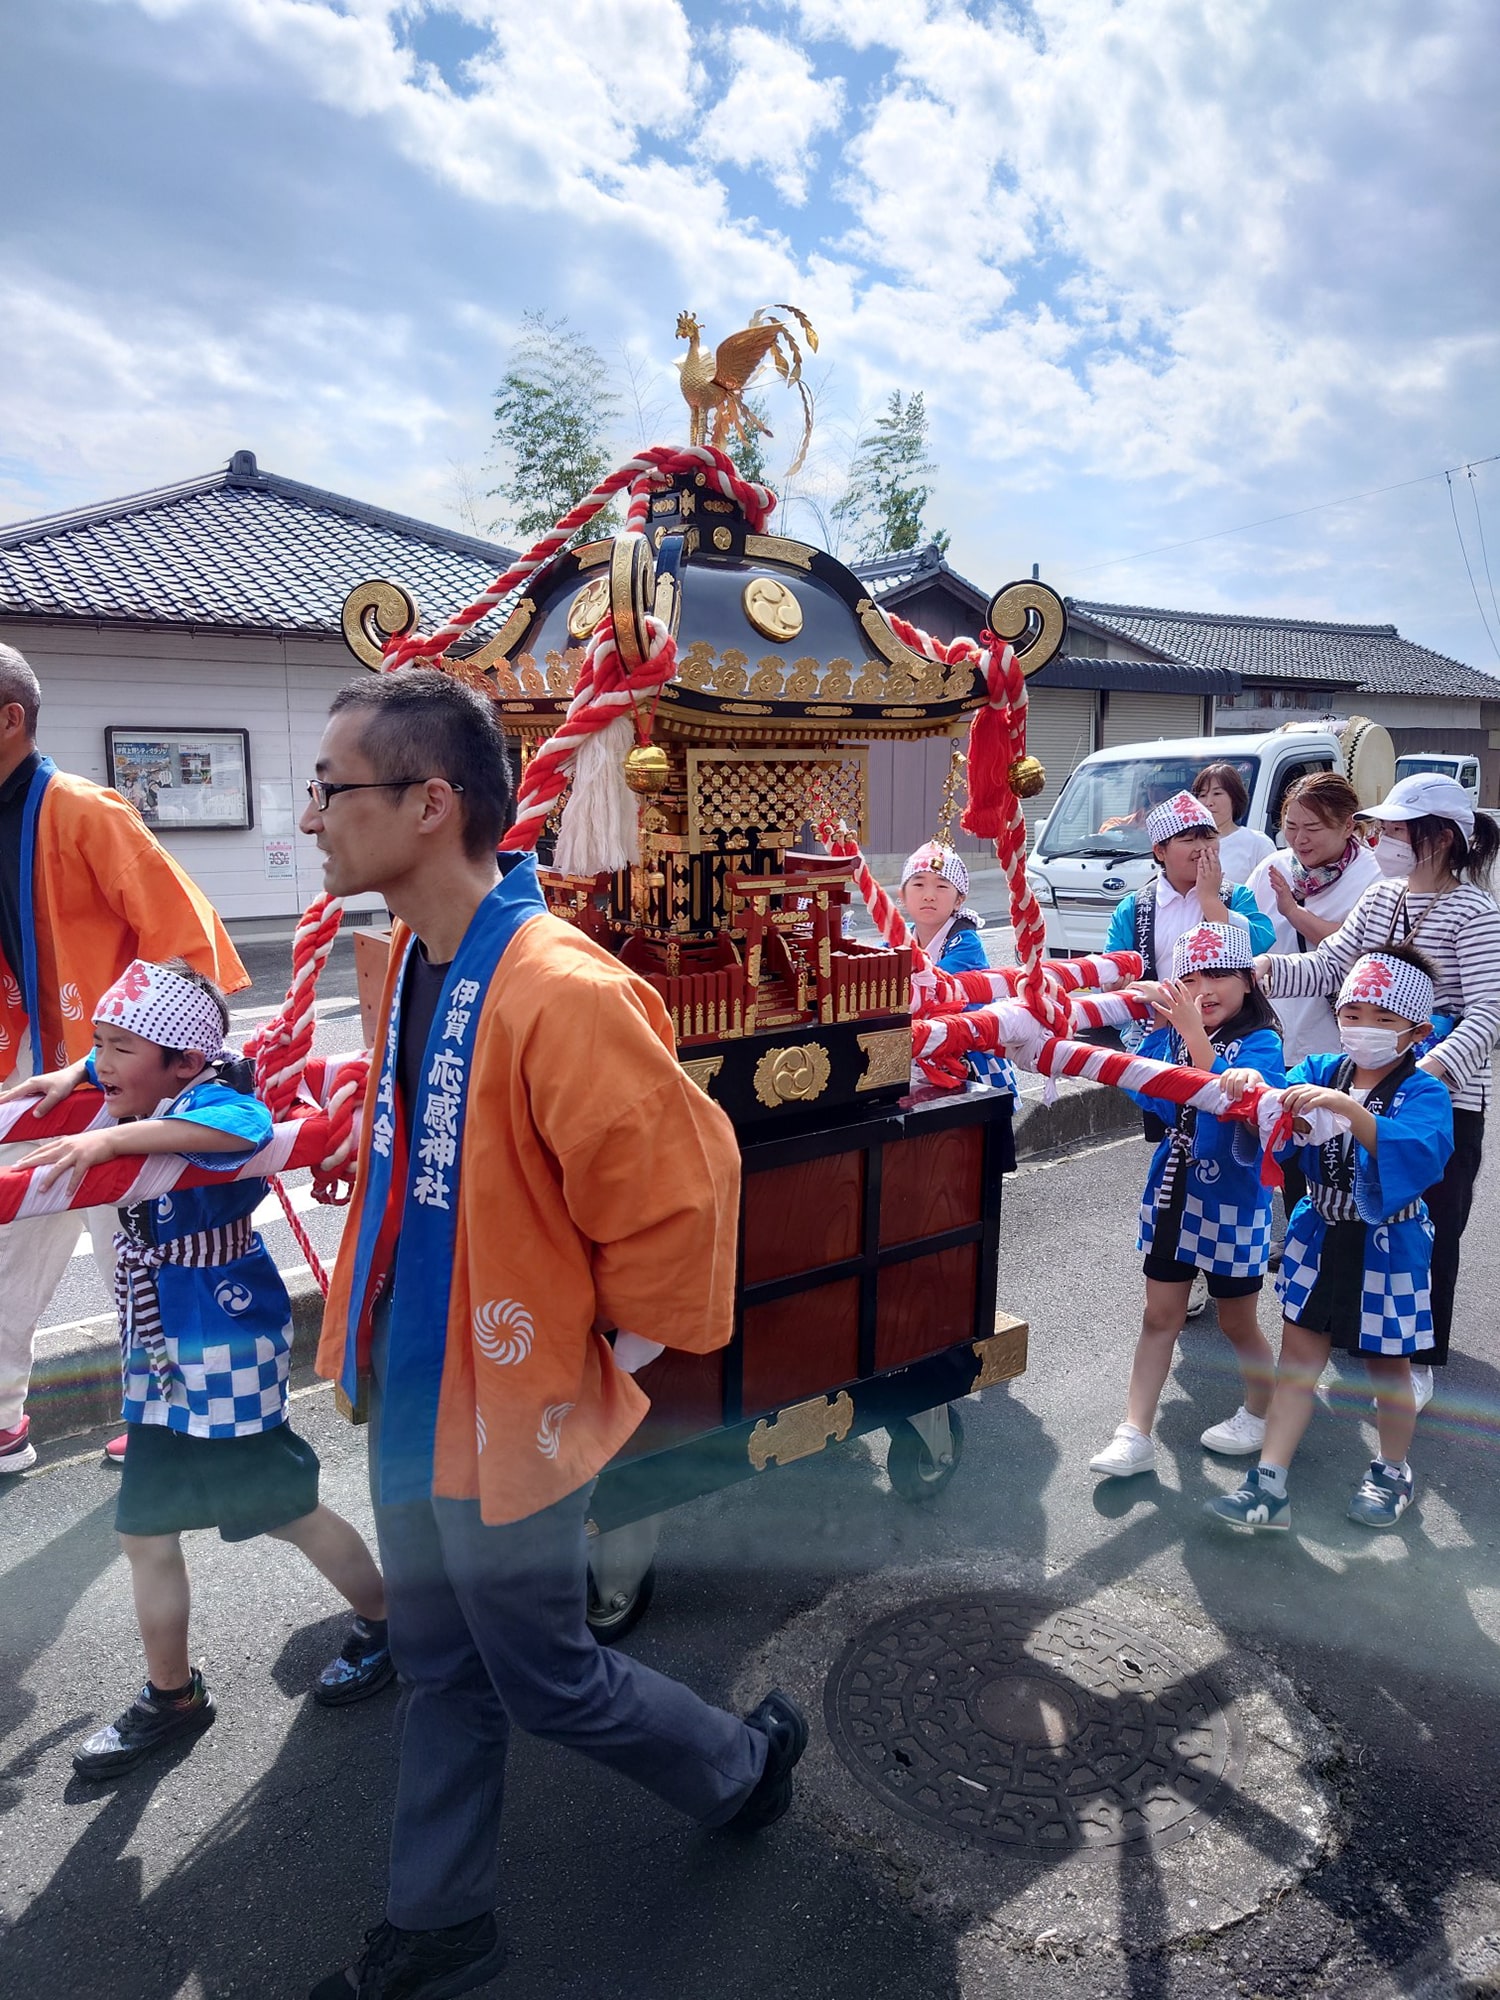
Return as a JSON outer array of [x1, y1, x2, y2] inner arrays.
[[72, 1670, 216, 1779], [309, 1914, 505, 2000], [314, 1618, 397, 1708], [723, 1689, 808, 1832]]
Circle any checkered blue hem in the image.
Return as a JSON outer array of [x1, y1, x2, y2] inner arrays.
[[1277, 1213, 1436, 1356], [1139, 1193, 1273, 1278], [122, 1329, 292, 1439]]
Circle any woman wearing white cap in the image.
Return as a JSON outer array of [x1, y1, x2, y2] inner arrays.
[[1255, 772, 1500, 1397]]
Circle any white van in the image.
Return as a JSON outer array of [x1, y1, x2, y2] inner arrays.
[[1026, 720, 1393, 957], [1394, 753, 1480, 807]]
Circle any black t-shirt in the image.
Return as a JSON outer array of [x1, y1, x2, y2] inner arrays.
[[0, 749, 42, 987], [397, 943, 452, 1133]]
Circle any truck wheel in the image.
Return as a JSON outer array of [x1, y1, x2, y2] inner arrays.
[[586, 1560, 657, 1644], [887, 1405, 965, 1503]]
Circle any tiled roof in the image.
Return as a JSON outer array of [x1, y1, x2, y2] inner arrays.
[[855, 542, 990, 611], [0, 451, 518, 639], [1071, 599, 1500, 702], [1043, 652, 1238, 695]]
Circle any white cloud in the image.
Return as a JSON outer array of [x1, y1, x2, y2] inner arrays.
[[696, 27, 844, 205]]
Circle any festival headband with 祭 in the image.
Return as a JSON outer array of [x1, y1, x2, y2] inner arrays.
[[93, 960, 227, 1060], [1171, 922, 1254, 980], [1146, 790, 1217, 846], [1336, 952, 1435, 1026], [901, 843, 970, 900]]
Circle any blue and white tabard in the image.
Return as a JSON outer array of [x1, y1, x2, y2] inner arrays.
[[1276, 1051, 1454, 1355], [116, 1078, 292, 1438]]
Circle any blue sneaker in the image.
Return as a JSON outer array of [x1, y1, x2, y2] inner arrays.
[[1204, 1466, 1291, 1533], [313, 1618, 396, 1707], [1347, 1461, 1413, 1529]]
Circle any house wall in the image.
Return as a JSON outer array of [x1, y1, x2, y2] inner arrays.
[[0, 618, 385, 923]]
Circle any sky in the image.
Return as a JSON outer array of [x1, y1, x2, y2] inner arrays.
[[4, 0, 1500, 670]]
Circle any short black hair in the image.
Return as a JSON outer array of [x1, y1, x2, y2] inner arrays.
[[329, 669, 515, 860]]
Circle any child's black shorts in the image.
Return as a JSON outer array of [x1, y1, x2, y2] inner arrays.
[[115, 1421, 320, 1543], [1141, 1252, 1262, 1299]]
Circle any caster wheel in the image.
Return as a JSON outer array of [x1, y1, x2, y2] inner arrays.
[[887, 1404, 965, 1503], [586, 1559, 656, 1644]]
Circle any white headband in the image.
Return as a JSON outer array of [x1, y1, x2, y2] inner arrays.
[[901, 844, 970, 898], [1171, 922, 1254, 979], [93, 960, 227, 1059], [1146, 790, 1217, 845], [1337, 952, 1435, 1025]]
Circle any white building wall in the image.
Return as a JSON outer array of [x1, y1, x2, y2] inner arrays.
[[0, 619, 383, 923]]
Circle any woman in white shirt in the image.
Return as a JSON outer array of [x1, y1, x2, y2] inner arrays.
[[1245, 772, 1382, 1065], [1193, 762, 1276, 885]]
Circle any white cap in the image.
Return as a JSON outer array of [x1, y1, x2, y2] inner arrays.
[[1367, 772, 1475, 837]]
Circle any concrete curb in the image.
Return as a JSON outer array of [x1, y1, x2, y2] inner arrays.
[[1013, 1074, 1138, 1157], [25, 1275, 327, 1451]]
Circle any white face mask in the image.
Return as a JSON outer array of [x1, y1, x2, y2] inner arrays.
[[1338, 1024, 1405, 1067], [1372, 834, 1414, 880]]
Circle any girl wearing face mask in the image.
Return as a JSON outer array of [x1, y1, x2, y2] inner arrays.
[[1211, 946, 1453, 1532], [1254, 773, 1500, 1404]]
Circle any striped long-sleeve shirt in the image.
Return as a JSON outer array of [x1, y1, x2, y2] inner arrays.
[[1264, 879, 1500, 1111]]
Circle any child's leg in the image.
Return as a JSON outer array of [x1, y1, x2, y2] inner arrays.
[[120, 1532, 192, 1690], [1124, 1279, 1191, 1433], [1260, 1321, 1332, 1473], [1367, 1356, 1416, 1466], [1214, 1292, 1277, 1418], [267, 1505, 385, 1621]]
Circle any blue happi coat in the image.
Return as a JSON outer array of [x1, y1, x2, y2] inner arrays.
[[1275, 1052, 1454, 1355], [938, 917, 1016, 1096], [1127, 1021, 1284, 1277]]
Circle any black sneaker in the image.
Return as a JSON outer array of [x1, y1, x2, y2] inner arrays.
[[309, 1913, 505, 2000], [314, 1618, 397, 1708], [722, 1689, 808, 1833], [72, 1670, 216, 1779]]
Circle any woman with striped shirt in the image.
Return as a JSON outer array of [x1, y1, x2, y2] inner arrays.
[[1255, 773, 1500, 1399]]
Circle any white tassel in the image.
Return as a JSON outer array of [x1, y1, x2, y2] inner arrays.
[[554, 713, 640, 877]]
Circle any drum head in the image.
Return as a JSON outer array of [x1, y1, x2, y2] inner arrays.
[[1341, 715, 1395, 807]]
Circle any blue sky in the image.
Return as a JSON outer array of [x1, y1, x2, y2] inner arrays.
[[4, 0, 1499, 669]]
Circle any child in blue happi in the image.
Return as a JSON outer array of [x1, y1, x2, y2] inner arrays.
[[8, 958, 395, 1780], [900, 842, 1016, 1094], [1089, 922, 1284, 1479], [1208, 944, 1454, 1533]]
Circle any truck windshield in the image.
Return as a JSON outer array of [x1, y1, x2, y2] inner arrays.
[[1037, 754, 1260, 860], [1396, 757, 1466, 781]]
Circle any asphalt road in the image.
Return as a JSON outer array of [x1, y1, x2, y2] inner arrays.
[[5, 1073, 1500, 1997]]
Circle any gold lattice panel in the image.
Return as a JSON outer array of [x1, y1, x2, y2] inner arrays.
[[686, 749, 867, 855]]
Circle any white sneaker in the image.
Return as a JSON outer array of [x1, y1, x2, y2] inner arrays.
[[1200, 1405, 1267, 1456], [1185, 1272, 1210, 1319], [1411, 1366, 1434, 1414], [1088, 1425, 1156, 1477]]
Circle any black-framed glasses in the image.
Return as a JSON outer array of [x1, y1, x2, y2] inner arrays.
[[305, 778, 464, 811]]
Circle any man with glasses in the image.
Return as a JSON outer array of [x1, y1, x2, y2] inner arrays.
[[303, 670, 805, 2000]]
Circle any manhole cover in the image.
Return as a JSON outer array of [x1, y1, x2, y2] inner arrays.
[[824, 1595, 1244, 1854]]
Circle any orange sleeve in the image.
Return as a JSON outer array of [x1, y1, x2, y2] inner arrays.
[[79, 790, 249, 994], [517, 961, 741, 1355]]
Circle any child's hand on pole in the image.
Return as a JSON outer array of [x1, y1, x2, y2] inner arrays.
[[0, 1058, 89, 1115], [19, 1127, 118, 1193], [1217, 1067, 1259, 1102]]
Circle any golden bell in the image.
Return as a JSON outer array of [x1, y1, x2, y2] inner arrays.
[[624, 743, 671, 794], [1008, 754, 1046, 799]]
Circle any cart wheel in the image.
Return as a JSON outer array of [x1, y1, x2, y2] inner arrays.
[[887, 1404, 965, 1503], [586, 1560, 657, 1644]]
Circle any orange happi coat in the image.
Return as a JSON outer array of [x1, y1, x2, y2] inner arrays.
[[0, 769, 248, 1080], [317, 910, 741, 1526]]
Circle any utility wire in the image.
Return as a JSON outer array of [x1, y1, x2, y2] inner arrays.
[[1467, 463, 1500, 630], [1447, 470, 1500, 665], [1075, 452, 1500, 576]]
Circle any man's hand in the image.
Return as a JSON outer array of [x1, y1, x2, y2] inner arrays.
[[19, 1126, 120, 1193], [0, 1058, 89, 1117]]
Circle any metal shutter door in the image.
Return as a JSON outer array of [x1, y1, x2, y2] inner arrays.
[[1099, 693, 1205, 748], [1023, 689, 1096, 827]]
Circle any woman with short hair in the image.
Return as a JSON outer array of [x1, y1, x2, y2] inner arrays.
[[1256, 773, 1500, 1394], [1192, 762, 1276, 883]]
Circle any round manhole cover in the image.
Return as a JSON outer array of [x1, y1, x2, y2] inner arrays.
[[824, 1595, 1244, 1854]]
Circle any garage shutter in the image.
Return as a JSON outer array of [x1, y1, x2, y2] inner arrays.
[[1099, 692, 1205, 749], [1023, 689, 1096, 827]]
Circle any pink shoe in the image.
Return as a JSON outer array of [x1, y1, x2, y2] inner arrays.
[[0, 1416, 37, 1475], [104, 1433, 128, 1465]]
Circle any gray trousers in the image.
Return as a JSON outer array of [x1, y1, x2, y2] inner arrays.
[[367, 1372, 765, 1930]]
